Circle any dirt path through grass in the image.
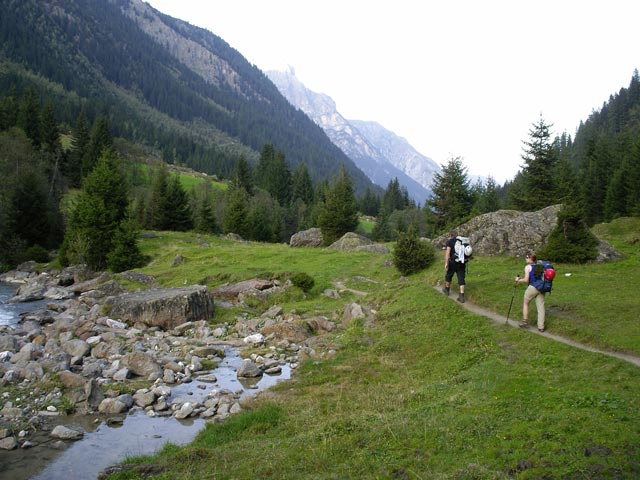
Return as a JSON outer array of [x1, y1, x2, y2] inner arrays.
[[436, 287, 640, 367]]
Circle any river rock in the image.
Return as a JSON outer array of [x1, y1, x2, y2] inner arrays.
[[120, 351, 162, 379], [0, 334, 17, 352], [62, 339, 90, 358], [133, 390, 156, 408], [174, 402, 194, 419], [98, 398, 128, 414], [237, 359, 262, 378], [10, 343, 42, 363], [0, 436, 18, 450], [58, 370, 86, 389], [109, 286, 214, 330], [51, 425, 83, 440]]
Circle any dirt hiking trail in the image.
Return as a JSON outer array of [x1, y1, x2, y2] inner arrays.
[[437, 287, 640, 368]]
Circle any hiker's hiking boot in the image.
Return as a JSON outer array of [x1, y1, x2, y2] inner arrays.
[[519, 320, 529, 329], [442, 286, 450, 296], [457, 293, 465, 303]]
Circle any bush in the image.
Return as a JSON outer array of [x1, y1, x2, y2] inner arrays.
[[22, 244, 50, 263], [290, 272, 315, 292], [537, 204, 599, 263], [393, 226, 436, 276]]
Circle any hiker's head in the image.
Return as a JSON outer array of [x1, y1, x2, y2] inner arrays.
[[526, 251, 537, 262], [449, 230, 458, 238]]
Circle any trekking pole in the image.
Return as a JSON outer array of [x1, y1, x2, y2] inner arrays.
[[506, 276, 519, 324]]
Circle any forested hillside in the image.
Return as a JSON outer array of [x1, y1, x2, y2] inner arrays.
[[0, 0, 372, 190], [502, 70, 640, 225]]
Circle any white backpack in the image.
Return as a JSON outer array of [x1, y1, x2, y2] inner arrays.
[[453, 236, 473, 263]]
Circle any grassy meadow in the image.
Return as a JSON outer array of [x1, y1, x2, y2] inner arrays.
[[107, 218, 640, 479]]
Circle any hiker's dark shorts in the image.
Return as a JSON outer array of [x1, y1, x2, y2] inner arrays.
[[445, 261, 466, 286]]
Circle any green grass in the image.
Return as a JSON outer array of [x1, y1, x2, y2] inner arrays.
[[106, 218, 640, 479]]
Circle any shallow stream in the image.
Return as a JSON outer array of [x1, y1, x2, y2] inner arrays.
[[0, 282, 291, 480]]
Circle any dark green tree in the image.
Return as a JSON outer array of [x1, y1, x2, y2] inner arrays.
[[518, 116, 557, 210], [537, 204, 599, 263], [107, 211, 147, 273], [426, 156, 473, 232], [317, 165, 359, 245], [165, 174, 193, 231], [17, 87, 41, 148], [292, 162, 314, 206], [60, 150, 129, 270], [222, 184, 250, 238], [145, 167, 170, 230], [232, 155, 254, 196], [474, 176, 501, 213], [393, 225, 436, 276], [359, 186, 380, 216], [66, 109, 90, 188], [83, 114, 113, 178]]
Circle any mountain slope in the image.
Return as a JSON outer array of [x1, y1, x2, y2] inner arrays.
[[0, 0, 374, 192], [267, 68, 440, 204]]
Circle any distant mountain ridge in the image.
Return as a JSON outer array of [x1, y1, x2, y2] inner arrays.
[[0, 0, 374, 193], [267, 68, 440, 204]]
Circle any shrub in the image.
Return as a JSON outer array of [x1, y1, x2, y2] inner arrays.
[[538, 204, 599, 263], [290, 272, 315, 292], [22, 244, 50, 263], [393, 226, 436, 276]]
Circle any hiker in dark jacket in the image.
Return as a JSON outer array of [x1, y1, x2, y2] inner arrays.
[[514, 251, 546, 332], [442, 230, 466, 303]]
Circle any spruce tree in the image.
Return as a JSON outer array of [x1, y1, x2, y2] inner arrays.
[[317, 165, 359, 245], [292, 162, 314, 205], [17, 87, 41, 148], [222, 184, 250, 238], [519, 116, 557, 210], [66, 109, 90, 188], [60, 150, 129, 270], [233, 155, 254, 196], [426, 156, 473, 232], [165, 174, 193, 231]]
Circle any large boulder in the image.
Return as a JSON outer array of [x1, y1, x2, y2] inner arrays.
[[327, 232, 372, 251], [290, 228, 323, 247], [431, 205, 562, 257], [119, 351, 162, 379], [109, 286, 214, 330]]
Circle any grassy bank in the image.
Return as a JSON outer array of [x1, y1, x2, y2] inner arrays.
[[107, 218, 640, 479]]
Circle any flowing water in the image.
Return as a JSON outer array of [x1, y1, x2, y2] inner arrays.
[[0, 282, 291, 480]]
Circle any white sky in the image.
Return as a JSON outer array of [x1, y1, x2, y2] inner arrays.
[[144, 0, 639, 183]]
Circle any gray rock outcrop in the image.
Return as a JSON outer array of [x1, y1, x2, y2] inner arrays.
[[289, 228, 323, 247], [109, 286, 214, 330], [327, 232, 372, 251], [431, 205, 562, 256]]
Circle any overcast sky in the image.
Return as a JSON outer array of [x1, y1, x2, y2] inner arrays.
[[145, 0, 639, 183]]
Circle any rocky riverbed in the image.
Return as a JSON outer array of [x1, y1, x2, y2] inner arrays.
[[0, 261, 356, 478]]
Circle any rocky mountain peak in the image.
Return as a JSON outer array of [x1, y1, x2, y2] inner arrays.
[[266, 68, 440, 204]]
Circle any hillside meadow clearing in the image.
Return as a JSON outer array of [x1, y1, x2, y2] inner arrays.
[[108, 218, 640, 479]]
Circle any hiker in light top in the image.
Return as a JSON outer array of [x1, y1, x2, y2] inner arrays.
[[443, 230, 466, 303], [515, 251, 546, 332]]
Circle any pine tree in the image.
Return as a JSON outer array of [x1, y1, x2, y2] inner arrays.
[[107, 211, 147, 273], [222, 184, 250, 238], [83, 114, 113, 178], [145, 167, 170, 229], [292, 162, 314, 205], [317, 165, 359, 245], [17, 87, 41, 148], [426, 156, 473, 232], [518, 116, 558, 210], [165, 174, 193, 231], [60, 150, 129, 270], [233, 155, 254, 196], [66, 109, 90, 188]]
